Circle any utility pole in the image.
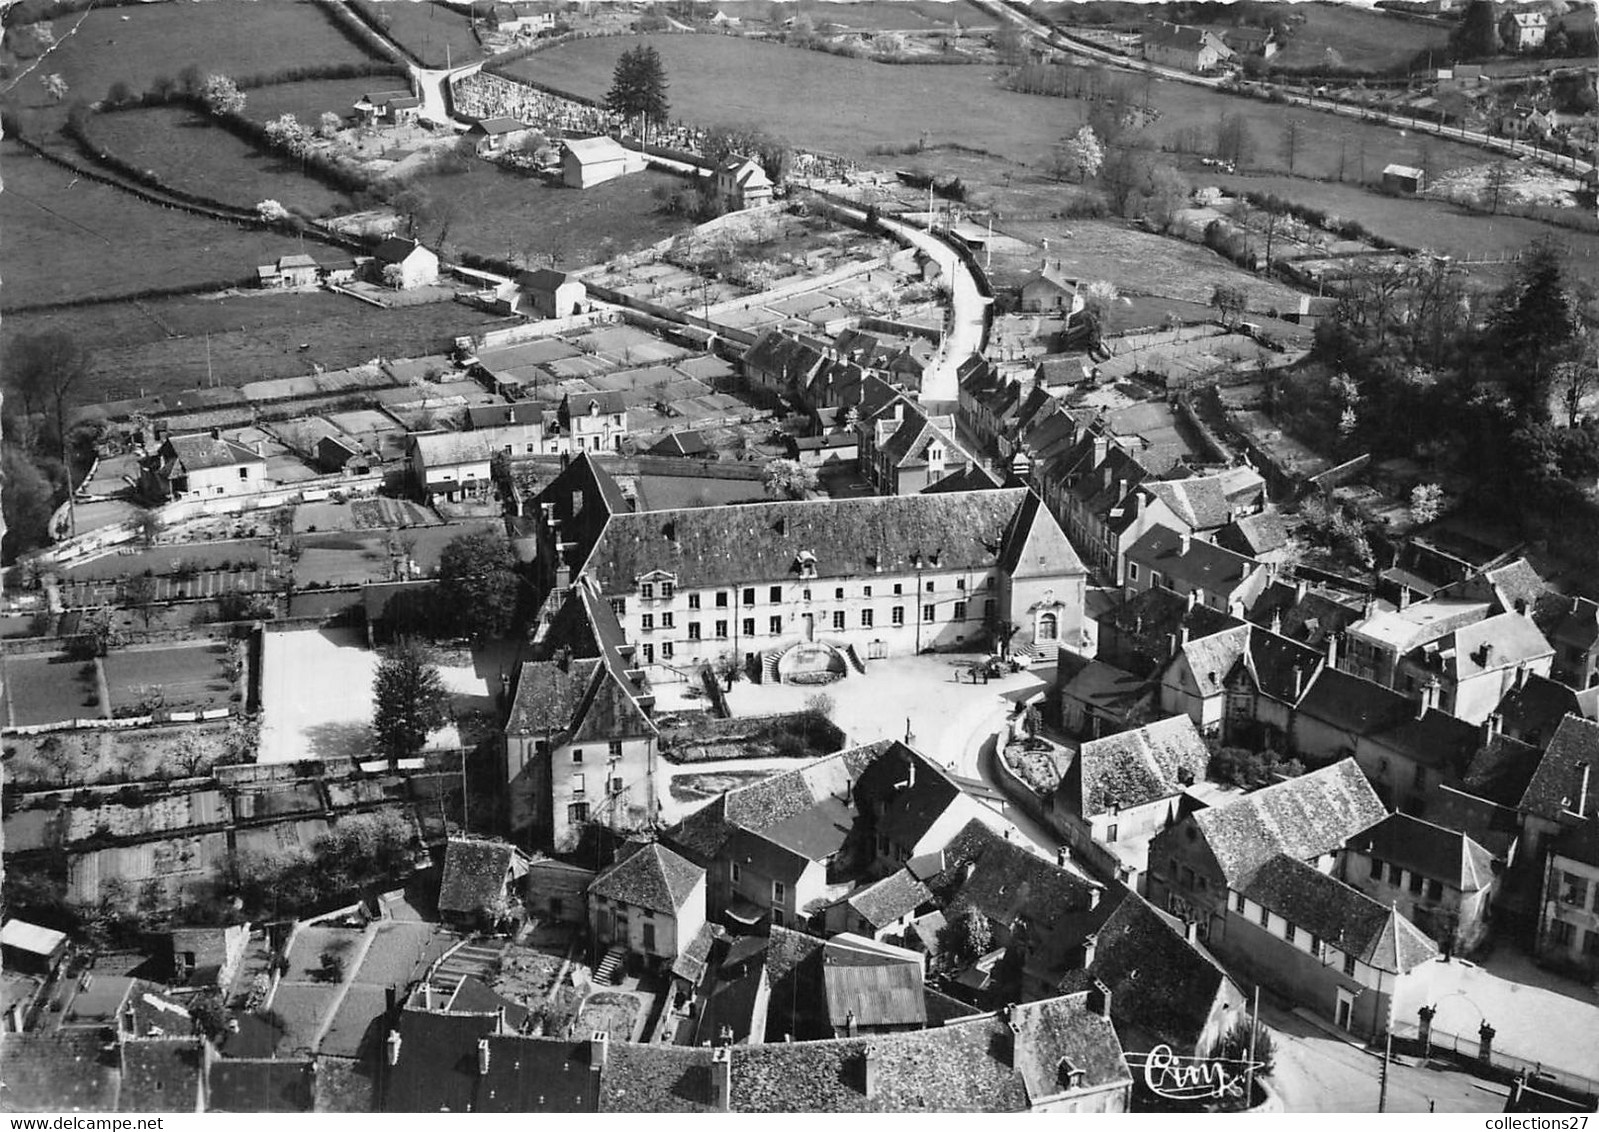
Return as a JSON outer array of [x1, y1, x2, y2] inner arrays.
[[1378, 1029, 1392, 1113], [1244, 984, 1261, 1106]]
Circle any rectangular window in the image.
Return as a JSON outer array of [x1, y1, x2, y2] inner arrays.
[[863, 585, 873, 598], [986, 576, 996, 589], [1285, 922, 1297, 944], [642, 922, 656, 952], [743, 618, 755, 637], [922, 604, 936, 623], [661, 642, 674, 659], [956, 578, 966, 591], [1551, 919, 1576, 947], [1343, 953, 1357, 977], [661, 582, 675, 599], [772, 880, 786, 906], [715, 620, 728, 639], [1129, 562, 1140, 582], [833, 611, 845, 630], [688, 623, 701, 641], [640, 582, 654, 600], [661, 612, 674, 629], [1408, 871, 1424, 895], [1387, 863, 1402, 885], [641, 614, 655, 632], [610, 776, 624, 795], [610, 598, 627, 616], [892, 606, 905, 627], [572, 749, 584, 764], [835, 587, 845, 600], [572, 773, 586, 797], [1426, 879, 1443, 901], [688, 593, 700, 610], [716, 592, 729, 608], [731, 862, 742, 883], [568, 802, 589, 824], [608, 740, 622, 758], [1106, 823, 1118, 843], [894, 583, 904, 596], [642, 643, 654, 663], [861, 609, 874, 628], [802, 588, 811, 601], [770, 586, 782, 602], [1258, 906, 1270, 929], [769, 615, 783, 634], [1561, 873, 1590, 906], [953, 600, 967, 621], [743, 588, 756, 605], [925, 580, 935, 593]]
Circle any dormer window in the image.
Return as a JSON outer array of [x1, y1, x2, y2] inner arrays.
[[640, 582, 655, 600], [795, 550, 817, 579]]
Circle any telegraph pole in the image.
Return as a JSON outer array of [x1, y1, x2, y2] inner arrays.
[[1378, 1029, 1392, 1113], [1244, 984, 1261, 1106]]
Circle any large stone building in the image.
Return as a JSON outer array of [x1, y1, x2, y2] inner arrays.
[[528, 455, 1088, 679]]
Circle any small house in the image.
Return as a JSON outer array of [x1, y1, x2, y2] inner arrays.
[[406, 430, 495, 502], [438, 837, 531, 927], [256, 253, 320, 289], [557, 391, 628, 453], [1018, 259, 1083, 315], [316, 432, 367, 474], [1501, 10, 1548, 51], [368, 237, 439, 290], [560, 136, 645, 189], [1382, 163, 1425, 194], [140, 431, 266, 502], [715, 155, 774, 212], [168, 923, 250, 988], [1141, 22, 1233, 72], [353, 89, 421, 126], [469, 116, 536, 156], [0, 918, 68, 977], [518, 268, 587, 319], [588, 841, 708, 976]]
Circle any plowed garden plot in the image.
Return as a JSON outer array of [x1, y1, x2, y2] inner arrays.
[[2, 654, 104, 727], [101, 643, 236, 716], [85, 108, 353, 217]]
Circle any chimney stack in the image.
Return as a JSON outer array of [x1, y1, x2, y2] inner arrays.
[[1398, 587, 1412, 611], [1179, 530, 1192, 556], [845, 1011, 858, 1038], [711, 1047, 732, 1112], [1004, 1019, 1023, 1067], [1363, 597, 1377, 620], [1081, 932, 1098, 968], [1326, 632, 1339, 669], [1481, 713, 1502, 744], [590, 1031, 609, 1070], [1291, 665, 1304, 701], [1088, 978, 1112, 1018], [1516, 663, 1529, 691], [1418, 679, 1439, 719], [1578, 762, 1592, 820], [1183, 920, 1198, 945], [1295, 578, 1308, 602], [862, 1045, 881, 1099], [1056, 846, 1069, 868], [1269, 608, 1283, 635], [1179, 625, 1191, 647], [477, 1037, 491, 1076], [386, 1030, 402, 1067], [1185, 589, 1197, 613]]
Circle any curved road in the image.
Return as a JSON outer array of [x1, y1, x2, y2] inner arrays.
[[973, 0, 1593, 179]]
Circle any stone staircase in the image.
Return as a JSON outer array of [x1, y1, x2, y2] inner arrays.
[[427, 937, 510, 998], [594, 945, 626, 986]]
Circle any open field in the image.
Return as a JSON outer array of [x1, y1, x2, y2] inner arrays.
[[102, 642, 236, 715], [3, 292, 510, 403], [413, 163, 693, 268], [2, 1, 379, 118], [519, 33, 1495, 183], [1, 654, 102, 728], [0, 142, 293, 309], [352, 0, 483, 69], [243, 78, 403, 126], [292, 519, 499, 588], [86, 107, 354, 217], [1259, 3, 1448, 74], [1205, 171, 1599, 283]]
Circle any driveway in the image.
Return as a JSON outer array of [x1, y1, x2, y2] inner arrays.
[[875, 214, 989, 404]]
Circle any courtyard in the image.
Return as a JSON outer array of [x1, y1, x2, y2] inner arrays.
[[257, 628, 493, 763]]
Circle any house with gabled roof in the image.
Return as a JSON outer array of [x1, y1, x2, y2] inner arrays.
[[1536, 812, 1599, 975], [1518, 714, 1599, 862], [504, 580, 658, 848], [405, 430, 495, 503], [556, 390, 627, 453], [1096, 585, 1244, 680], [1141, 469, 1265, 536], [1501, 9, 1547, 50], [140, 432, 266, 502], [561, 136, 645, 189], [827, 867, 934, 941], [518, 267, 586, 319], [1225, 853, 1439, 1039], [1496, 670, 1599, 749], [715, 155, 774, 212], [1124, 526, 1270, 616], [528, 454, 1086, 676], [1146, 757, 1386, 940], [1141, 21, 1233, 71], [368, 236, 438, 290], [353, 89, 420, 125], [1392, 611, 1555, 725], [1157, 622, 1251, 734], [1017, 259, 1082, 315], [1551, 596, 1599, 691], [1052, 715, 1212, 887], [858, 397, 981, 495], [588, 840, 706, 975], [1343, 812, 1499, 953], [469, 116, 536, 155], [438, 837, 531, 927]]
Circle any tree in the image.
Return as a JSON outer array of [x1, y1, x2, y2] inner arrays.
[[171, 731, 211, 778], [1060, 125, 1103, 183], [1482, 160, 1514, 214], [125, 573, 158, 627], [199, 73, 245, 116], [1080, 280, 1121, 348], [1410, 482, 1446, 525], [1210, 283, 1247, 328], [6, 332, 89, 534], [372, 637, 452, 760], [106, 80, 134, 106], [436, 529, 521, 641], [256, 199, 292, 224], [955, 911, 993, 963], [1450, 0, 1501, 59], [1280, 116, 1303, 174], [1214, 112, 1257, 168], [605, 46, 670, 141], [1490, 237, 1580, 421], [1, 444, 58, 560], [1209, 1015, 1276, 1078], [318, 111, 343, 138], [762, 458, 817, 500], [41, 73, 68, 101], [993, 21, 1027, 65], [264, 112, 310, 155]]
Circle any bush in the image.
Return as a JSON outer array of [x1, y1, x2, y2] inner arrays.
[[1208, 1015, 1275, 1077]]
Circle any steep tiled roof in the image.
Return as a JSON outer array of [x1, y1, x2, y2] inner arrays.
[[600, 1043, 719, 1112], [937, 820, 1099, 931], [382, 1009, 600, 1112], [1126, 528, 1260, 595], [1240, 628, 1324, 703], [1172, 624, 1251, 697], [1554, 596, 1599, 653], [374, 236, 429, 264], [1245, 581, 1366, 646], [1064, 715, 1210, 818], [1554, 814, 1599, 869], [1144, 21, 1228, 53], [1099, 586, 1244, 678], [120, 1038, 203, 1112], [854, 743, 968, 849], [0, 1032, 120, 1111], [1216, 511, 1288, 558], [1142, 476, 1236, 531], [589, 841, 703, 914], [1460, 732, 1543, 808], [846, 868, 934, 930], [1438, 613, 1554, 683], [1190, 759, 1385, 888], [729, 992, 1127, 1111], [1243, 854, 1438, 974], [1346, 813, 1497, 892], [408, 429, 495, 468], [164, 433, 262, 471], [507, 586, 655, 745], [438, 838, 522, 916], [208, 1059, 315, 1112], [1499, 674, 1584, 746], [1052, 885, 1237, 1053], [1522, 715, 1599, 820], [581, 489, 1075, 594]]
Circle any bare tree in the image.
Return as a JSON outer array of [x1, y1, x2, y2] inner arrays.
[[1280, 117, 1303, 175], [1483, 161, 1514, 214]]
